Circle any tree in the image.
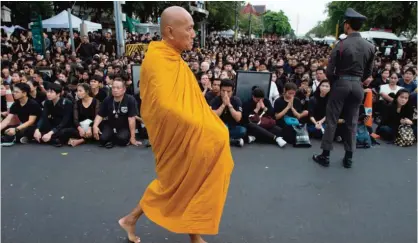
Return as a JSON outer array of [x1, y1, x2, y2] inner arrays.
[[324, 1, 417, 35], [262, 10, 292, 36], [2, 1, 54, 27], [239, 13, 263, 36], [306, 19, 334, 38], [206, 1, 245, 31]]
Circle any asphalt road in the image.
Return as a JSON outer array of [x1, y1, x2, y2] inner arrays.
[[1, 140, 417, 243]]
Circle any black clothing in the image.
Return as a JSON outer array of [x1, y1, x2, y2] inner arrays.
[[92, 88, 108, 103], [37, 98, 73, 134], [103, 38, 116, 54], [1, 96, 7, 112], [308, 95, 328, 124], [205, 91, 219, 104], [98, 94, 138, 131], [9, 98, 42, 124], [273, 97, 303, 128], [210, 96, 243, 126], [99, 122, 130, 146], [73, 98, 100, 128], [78, 43, 96, 60], [242, 98, 274, 124]]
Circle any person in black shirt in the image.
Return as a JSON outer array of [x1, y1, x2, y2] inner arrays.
[[33, 83, 73, 146], [27, 80, 46, 107], [242, 87, 286, 147], [1, 83, 41, 145], [76, 35, 96, 63], [102, 32, 116, 55], [60, 83, 100, 147], [274, 82, 308, 145], [210, 79, 246, 147], [377, 89, 414, 141], [90, 75, 108, 102], [204, 78, 221, 104], [307, 80, 330, 138], [93, 78, 141, 148]]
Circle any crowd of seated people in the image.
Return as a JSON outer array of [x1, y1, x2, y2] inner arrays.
[[1, 29, 417, 149]]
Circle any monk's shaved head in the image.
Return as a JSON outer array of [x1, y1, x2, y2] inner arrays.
[[160, 6, 196, 52]]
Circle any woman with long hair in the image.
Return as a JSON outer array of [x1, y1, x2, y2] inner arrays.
[[307, 80, 330, 138], [61, 83, 100, 147], [377, 89, 414, 141]]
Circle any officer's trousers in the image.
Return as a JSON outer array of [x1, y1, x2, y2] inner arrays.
[[321, 78, 364, 152]]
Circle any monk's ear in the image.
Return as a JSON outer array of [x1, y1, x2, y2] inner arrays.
[[167, 26, 175, 40]]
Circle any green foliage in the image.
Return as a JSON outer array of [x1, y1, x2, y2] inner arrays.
[[239, 13, 263, 36], [307, 1, 417, 37], [262, 10, 292, 36], [206, 1, 244, 31]]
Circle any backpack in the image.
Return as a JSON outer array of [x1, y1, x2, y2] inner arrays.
[[356, 123, 372, 148], [394, 125, 416, 147]]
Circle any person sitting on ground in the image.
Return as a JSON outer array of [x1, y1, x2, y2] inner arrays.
[[379, 71, 404, 104], [92, 78, 141, 148], [27, 80, 46, 107], [269, 72, 280, 105], [376, 89, 414, 141], [274, 82, 308, 145], [204, 78, 221, 104], [200, 73, 211, 95], [243, 87, 286, 147], [33, 83, 73, 146], [211, 79, 246, 147], [1, 83, 42, 146], [61, 83, 100, 147], [398, 68, 417, 93], [307, 80, 330, 139], [90, 75, 108, 102]]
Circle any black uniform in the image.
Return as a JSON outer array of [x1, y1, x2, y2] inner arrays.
[[319, 8, 375, 159]]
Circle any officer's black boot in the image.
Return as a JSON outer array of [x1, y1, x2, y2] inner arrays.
[[343, 151, 353, 168], [313, 150, 330, 167]]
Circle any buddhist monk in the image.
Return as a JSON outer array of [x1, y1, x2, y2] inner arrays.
[[118, 6, 234, 243]]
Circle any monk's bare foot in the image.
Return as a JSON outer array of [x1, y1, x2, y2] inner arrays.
[[190, 234, 207, 243], [70, 138, 84, 147], [119, 215, 140, 243], [67, 139, 73, 146]]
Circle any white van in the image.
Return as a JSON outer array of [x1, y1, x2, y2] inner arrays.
[[359, 31, 403, 59]]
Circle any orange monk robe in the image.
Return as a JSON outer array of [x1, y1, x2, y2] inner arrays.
[[139, 41, 234, 235]]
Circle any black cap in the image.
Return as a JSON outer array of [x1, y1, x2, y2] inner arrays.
[[343, 8, 367, 21]]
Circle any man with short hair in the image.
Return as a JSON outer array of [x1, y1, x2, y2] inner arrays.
[[205, 78, 221, 104], [313, 8, 375, 169], [33, 83, 73, 146], [92, 78, 141, 148], [1, 83, 42, 146], [211, 79, 246, 147], [312, 67, 326, 93], [398, 68, 417, 93]]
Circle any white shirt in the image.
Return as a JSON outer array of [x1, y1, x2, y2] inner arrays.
[[311, 80, 321, 93], [379, 84, 403, 100], [269, 82, 280, 105]]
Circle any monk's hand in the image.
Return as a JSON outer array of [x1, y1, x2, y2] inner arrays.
[[130, 137, 142, 146]]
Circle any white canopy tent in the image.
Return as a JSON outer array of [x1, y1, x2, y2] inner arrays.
[[29, 10, 102, 32]]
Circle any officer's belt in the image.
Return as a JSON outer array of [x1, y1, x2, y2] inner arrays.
[[339, 75, 361, 81]]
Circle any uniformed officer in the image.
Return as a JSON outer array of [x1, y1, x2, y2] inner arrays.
[[313, 8, 375, 168]]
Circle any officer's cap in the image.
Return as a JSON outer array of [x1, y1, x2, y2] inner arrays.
[[343, 8, 367, 21]]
